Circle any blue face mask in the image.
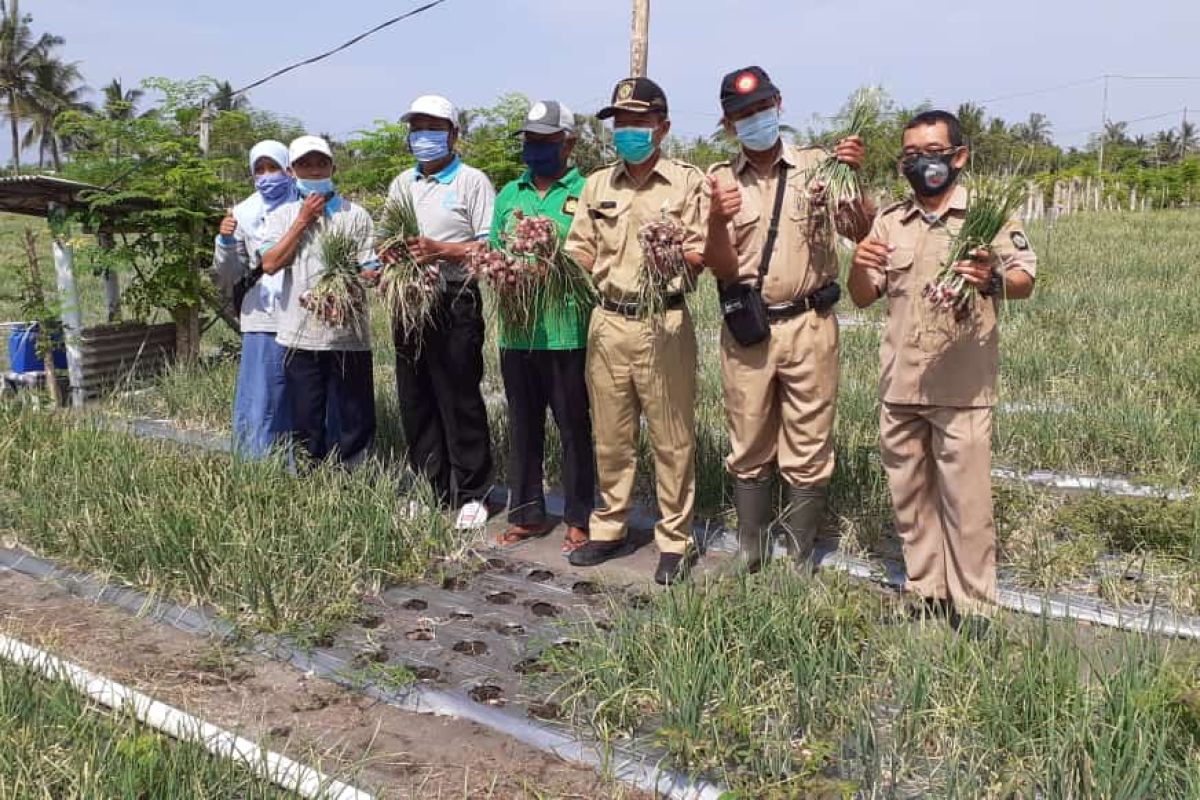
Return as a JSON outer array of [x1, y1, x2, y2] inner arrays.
[[734, 108, 781, 152], [408, 130, 452, 163], [613, 127, 657, 165], [295, 177, 335, 198], [254, 172, 296, 210], [522, 140, 565, 178]]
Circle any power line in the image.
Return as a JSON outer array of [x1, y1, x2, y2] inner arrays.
[[980, 76, 1105, 105], [230, 0, 450, 98]]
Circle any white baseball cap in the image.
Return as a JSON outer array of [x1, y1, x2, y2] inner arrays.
[[401, 95, 459, 126], [288, 135, 333, 163]]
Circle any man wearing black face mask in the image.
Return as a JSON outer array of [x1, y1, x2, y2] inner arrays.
[[850, 110, 1037, 628], [490, 101, 595, 555]]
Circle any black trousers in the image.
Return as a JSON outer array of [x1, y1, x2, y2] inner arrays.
[[394, 284, 493, 507], [285, 348, 375, 467], [500, 347, 595, 530]]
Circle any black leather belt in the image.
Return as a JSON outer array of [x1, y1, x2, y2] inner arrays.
[[764, 282, 841, 323], [600, 293, 685, 318]]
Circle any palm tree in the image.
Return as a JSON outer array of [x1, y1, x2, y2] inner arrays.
[[1154, 130, 1178, 164], [1103, 120, 1130, 148], [102, 78, 143, 120], [208, 79, 248, 112], [0, 0, 60, 173], [21, 57, 89, 170], [1179, 120, 1198, 159]]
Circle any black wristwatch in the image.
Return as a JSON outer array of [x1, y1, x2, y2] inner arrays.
[[978, 268, 1004, 298]]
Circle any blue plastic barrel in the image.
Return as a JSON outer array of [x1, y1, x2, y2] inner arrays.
[[7, 323, 67, 373]]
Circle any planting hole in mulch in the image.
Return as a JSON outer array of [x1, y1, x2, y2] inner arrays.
[[571, 581, 599, 596], [530, 602, 560, 618], [628, 594, 652, 610], [405, 628, 435, 642], [514, 657, 549, 675], [528, 701, 562, 721], [485, 557, 508, 571], [409, 665, 441, 681], [355, 613, 383, 629], [452, 640, 489, 656], [441, 575, 468, 591], [469, 684, 505, 705], [449, 609, 474, 621], [551, 638, 580, 653], [527, 569, 555, 583], [402, 599, 428, 611], [486, 591, 516, 605], [352, 647, 389, 667], [496, 622, 526, 636]]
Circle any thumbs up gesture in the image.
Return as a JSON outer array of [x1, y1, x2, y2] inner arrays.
[[707, 174, 742, 223]]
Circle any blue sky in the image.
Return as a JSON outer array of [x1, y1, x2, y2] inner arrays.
[[19, 0, 1200, 162]]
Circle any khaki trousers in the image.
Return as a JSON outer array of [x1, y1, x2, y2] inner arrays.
[[880, 403, 996, 613], [720, 311, 839, 487], [586, 307, 697, 554]]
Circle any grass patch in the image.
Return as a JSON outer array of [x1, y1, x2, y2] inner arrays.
[[0, 404, 461, 636], [549, 570, 1200, 798], [0, 661, 296, 798]]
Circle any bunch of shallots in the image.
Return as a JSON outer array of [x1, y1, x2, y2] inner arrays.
[[469, 210, 594, 333], [301, 223, 367, 330], [925, 172, 1026, 321], [375, 192, 440, 343], [636, 217, 690, 318]]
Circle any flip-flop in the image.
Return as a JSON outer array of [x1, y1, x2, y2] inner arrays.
[[495, 523, 553, 548], [561, 527, 589, 554]]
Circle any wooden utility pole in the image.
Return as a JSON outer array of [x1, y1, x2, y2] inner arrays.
[[630, 0, 649, 78]]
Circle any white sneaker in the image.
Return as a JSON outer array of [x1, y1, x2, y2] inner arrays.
[[455, 500, 490, 531]]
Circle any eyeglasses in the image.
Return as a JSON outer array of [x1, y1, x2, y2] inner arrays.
[[897, 146, 961, 169]]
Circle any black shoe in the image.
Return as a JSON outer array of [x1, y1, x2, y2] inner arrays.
[[951, 610, 993, 640], [654, 552, 695, 586], [909, 596, 952, 622], [568, 539, 625, 568]]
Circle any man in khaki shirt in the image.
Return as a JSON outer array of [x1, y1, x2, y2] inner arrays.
[[850, 110, 1037, 623], [564, 76, 706, 585], [704, 66, 872, 572]]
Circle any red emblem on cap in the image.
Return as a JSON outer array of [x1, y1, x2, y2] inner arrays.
[[734, 72, 759, 94]]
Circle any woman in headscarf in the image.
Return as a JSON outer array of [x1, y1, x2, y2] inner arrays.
[[213, 140, 299, 458]]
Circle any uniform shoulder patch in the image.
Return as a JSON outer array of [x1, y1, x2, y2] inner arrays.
[[707, 159, 733, 175], [562, 196, 579, 216], [879, 198, 908, 217], [1010, 230, 1030, 251]]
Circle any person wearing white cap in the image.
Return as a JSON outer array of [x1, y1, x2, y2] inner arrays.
[[490, 101, 594, 555], [260, 135, 378, 468], [212, 139, 298, 459], [384, 95, 497, 528]]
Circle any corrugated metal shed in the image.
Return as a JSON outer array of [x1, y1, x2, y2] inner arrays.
[[0, 174, 157, 224]]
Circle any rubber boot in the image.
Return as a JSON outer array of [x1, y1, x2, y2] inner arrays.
[[781, 484, 827, 572], [733, 477, 774, 574]]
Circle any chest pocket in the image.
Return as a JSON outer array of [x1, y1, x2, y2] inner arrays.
[[587, 200, 629, 259], [784, 173, 836, 273], [884, 249, 915, 298]]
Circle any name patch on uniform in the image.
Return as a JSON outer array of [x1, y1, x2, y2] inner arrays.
[[1010, 231, 1030, 251], [562, 196, 579, 216], [599, 201, 617, 209]]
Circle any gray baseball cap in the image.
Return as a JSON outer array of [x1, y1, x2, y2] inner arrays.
[[518, 100, 575, 135]]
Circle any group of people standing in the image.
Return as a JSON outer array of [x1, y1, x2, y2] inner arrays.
[[213, 66, 1037, 623]]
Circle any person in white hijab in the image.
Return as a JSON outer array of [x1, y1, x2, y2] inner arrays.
[[212, 139, 299, 458]]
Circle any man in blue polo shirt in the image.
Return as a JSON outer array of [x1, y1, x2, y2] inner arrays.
[[387, 95, 497, 530]]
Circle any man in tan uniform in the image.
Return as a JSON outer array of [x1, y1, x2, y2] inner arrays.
[[705, 66, 872, 572], [849, 110, 1037, 622], [564, 77, 706, 585]]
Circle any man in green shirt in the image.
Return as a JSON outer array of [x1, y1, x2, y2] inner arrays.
[[492, 101, 594, 554]]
